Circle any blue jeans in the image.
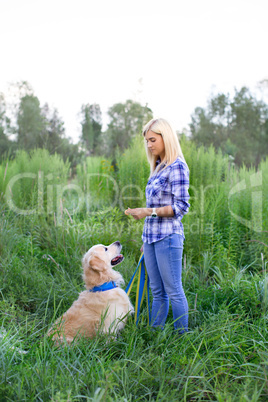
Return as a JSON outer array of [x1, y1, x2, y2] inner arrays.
[[143, 234, 188, 333]]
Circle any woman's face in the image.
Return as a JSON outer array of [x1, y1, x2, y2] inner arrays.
[[145, 130, 165, 161]]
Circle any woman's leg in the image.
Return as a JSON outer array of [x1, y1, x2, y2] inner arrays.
[[154, 234, 188, 333], [143, 241, 169, 328]]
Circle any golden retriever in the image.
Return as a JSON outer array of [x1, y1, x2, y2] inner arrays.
[[48, 241, 134, 344]]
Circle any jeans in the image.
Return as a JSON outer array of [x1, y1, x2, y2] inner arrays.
[[143, 234, 188, 333]]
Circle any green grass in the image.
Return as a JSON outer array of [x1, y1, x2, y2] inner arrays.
[[0, 208, 267, 400], [0, 145, 268, 400], [0, 302, 268, 400]]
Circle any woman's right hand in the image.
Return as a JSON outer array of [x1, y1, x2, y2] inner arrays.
[[125, 207, 149, 220]]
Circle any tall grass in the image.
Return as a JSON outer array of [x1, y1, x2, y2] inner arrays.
[[1, 276, 268, 400], [0, 143, 268, 400], [113, 136, 268, 269], [0, 149, 70, 214], [76, 156, 116, 212], [116, 136, 150, 210], [0, 142, 267, 270]]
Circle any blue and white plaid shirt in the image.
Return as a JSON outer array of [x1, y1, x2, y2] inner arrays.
[[142, 157, 190, 244]]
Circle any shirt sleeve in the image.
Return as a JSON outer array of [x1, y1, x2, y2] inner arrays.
[[170, 160, 190, 218]]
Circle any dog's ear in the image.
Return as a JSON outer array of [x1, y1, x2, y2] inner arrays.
[[88, 255, 106, 271]]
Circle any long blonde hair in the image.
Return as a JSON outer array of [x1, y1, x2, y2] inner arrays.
[[142, 118, 186, 176]]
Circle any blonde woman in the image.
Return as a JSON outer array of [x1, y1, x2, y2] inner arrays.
[[125, 118, 190, 333]]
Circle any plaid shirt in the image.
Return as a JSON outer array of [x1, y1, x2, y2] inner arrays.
[[142, 157, 190, 244]]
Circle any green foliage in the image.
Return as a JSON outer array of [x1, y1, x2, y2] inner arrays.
[[0, 258, 268, 401], [105, 99, 153, 155], [76, 156, 117, 212], [0, 92, 17, 159], [80, 103, 102, 155], [0, 82, 81, 168], [190, 87, 268, 167], [75, 137, 268, 269], [116, 136, 150, 209], [0, 149, 70, 214], [17, 94, 46, 149], [40, 104, 64, 151], [0, 127, 15, 159], [1, 125, 268, 400], [180, 138, 268, 268]]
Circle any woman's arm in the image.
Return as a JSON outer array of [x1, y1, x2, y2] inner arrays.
[[125, 161, 190, 221], [125, 206, 174, 220]]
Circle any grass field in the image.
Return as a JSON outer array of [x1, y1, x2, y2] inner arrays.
[[0, 140, 268, 401]]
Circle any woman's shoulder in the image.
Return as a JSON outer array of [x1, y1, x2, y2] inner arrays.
[[151, 157, 189, 180], [169, 156, 189, 172]]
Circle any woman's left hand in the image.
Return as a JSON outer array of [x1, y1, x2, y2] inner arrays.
[[125, 207, 148, 220]]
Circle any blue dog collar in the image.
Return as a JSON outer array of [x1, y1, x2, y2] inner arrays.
[[89, 281, 117, 292]]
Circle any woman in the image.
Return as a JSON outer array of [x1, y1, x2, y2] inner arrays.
[[125, 118, 190, 333]]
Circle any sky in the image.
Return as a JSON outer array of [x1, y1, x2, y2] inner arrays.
[[1, 0, 268, 142]]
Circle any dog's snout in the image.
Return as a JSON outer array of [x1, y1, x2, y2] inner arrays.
[[113, 241, 121, 247]]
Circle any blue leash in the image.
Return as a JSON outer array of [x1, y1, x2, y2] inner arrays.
[[89, 254, 151, 325], [125, 253, 151, 325]]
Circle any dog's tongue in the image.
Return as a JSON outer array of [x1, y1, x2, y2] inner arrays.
[[111, 254, 124, 265]]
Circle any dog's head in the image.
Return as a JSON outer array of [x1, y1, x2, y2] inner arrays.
[[82, 241, 124, 289]]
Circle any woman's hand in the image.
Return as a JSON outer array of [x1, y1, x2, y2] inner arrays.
[[125, 207, 149, 220]]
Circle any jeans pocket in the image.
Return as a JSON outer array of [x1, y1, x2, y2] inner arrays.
[[169, 234, 184, 249]]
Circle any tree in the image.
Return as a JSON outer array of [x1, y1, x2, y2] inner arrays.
[[17, 94, 46, 150], [105, 100, 153, 154], [190, 87, 268, 167], [80, 103, 102, 155], [41, 103, 65, 153], [41, 103, 82, 169], [0, 93, 16, 159], [230, 87, 268, 166]]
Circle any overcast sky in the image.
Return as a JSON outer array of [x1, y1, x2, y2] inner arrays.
[[1, 0, 268, 142]]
